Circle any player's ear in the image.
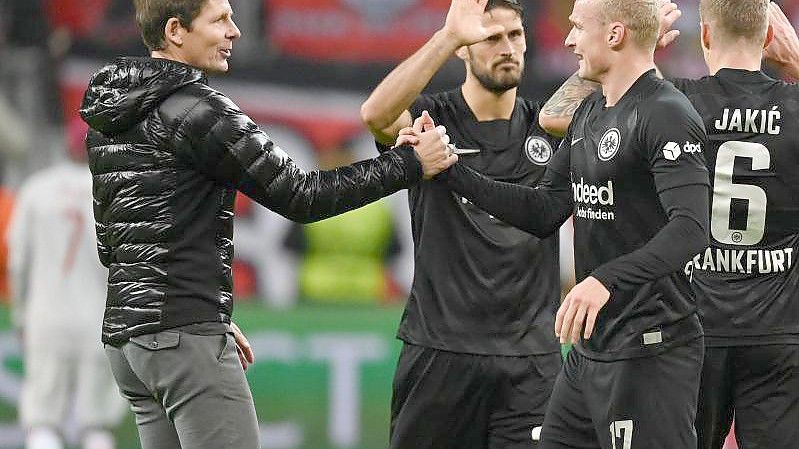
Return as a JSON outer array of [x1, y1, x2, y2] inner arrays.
[[764, 24, 774, 49], [455, 46, 469, 61], [164, 17, 185, 47], [700, 22, 711, 51], [607, 22, 625, 48]]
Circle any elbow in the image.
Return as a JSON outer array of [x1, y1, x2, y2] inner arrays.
[[538, 114, 568, 139], [682, 215, 710, 257], [360, 100, 393, 136], [360, 101, 382, 130]]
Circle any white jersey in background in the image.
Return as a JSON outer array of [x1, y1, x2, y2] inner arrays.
[[7, 161, 126, 449]]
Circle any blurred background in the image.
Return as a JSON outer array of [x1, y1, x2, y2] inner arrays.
[[0, 0, 794, 448]]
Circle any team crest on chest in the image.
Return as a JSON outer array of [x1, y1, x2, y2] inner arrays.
[[524, 136, 553, 166], [598, 128, 621, 161]]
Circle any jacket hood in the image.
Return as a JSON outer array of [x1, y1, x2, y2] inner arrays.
[[80, 57, 206, 136]]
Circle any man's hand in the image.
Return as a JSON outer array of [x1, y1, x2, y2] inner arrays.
[[442, 0, 505, 47], [399, 111, 458, 179], [657, 1, 682, 50], [555, 276, 610, 344], [231, 321, 255, 371], [764, 2, 799, 80]]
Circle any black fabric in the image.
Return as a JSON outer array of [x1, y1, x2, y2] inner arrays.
[[696, 345, 799, 449], [671, 70, 799, 346], [446, 71, 710, 360], [81, 57, 423, 345], [390, 343, 561, 449], [394, 88, 562, 356], [540, 339, 703, 449]]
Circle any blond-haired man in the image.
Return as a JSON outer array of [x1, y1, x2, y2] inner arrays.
[[539, 2, 799, 448], [440, 0, 710, 448]]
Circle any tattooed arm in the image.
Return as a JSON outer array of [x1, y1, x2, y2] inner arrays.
[[538, 72, 599, 138]]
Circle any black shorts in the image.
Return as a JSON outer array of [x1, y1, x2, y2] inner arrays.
[[390, 343, 561, 449], [697, 344, 799, 449], [540, 338, 703, 449]]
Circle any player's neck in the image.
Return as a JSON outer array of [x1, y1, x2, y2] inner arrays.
[[461, 79, 517, 121], [600, 58, 655, 107], [706, 49, 762, 76]]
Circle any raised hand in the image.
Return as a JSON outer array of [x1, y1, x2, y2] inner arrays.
[[657, 1, 682, 50], [764, 2, 799, 80], [443, 0, 505, 47]]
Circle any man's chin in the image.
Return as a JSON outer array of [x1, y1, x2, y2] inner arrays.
[[207, 62, 230, 74]]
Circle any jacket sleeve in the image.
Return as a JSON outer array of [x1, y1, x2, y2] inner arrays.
[[172, 91, 423, 223]]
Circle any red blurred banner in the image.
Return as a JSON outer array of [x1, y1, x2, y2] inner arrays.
[[265, 0, 449, 62]]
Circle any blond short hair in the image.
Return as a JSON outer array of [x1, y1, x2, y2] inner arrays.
[[598, 0, 660, 49], [699, 0, 769, 43]]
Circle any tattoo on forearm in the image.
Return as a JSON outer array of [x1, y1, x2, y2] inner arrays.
[[542, 73, 600, 118]]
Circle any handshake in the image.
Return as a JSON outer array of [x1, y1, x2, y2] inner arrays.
[[395, 111, 459, 180]]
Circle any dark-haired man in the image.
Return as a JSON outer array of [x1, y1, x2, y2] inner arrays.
[[80, 0, 456, 448], [361, 1, 562, 448]]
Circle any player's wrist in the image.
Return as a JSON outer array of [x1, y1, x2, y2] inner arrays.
[[434, 28, 466, 52]]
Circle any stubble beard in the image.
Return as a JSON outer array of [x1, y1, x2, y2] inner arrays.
[[471, 60, 523, 94]]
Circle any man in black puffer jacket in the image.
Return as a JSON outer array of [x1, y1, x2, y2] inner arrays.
[[79, 1, 456, 448]]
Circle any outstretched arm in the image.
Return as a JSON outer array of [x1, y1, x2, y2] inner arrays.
[[176, 93, 456, 224], [441, 156, 573, 238], [360, 0, 504, 144]]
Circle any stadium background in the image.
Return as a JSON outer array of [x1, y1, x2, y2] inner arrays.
[[0, 0, 795, 447]]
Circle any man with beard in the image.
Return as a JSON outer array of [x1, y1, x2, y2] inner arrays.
[[360, 1, 562, 448], [438, 0, 711, 447]]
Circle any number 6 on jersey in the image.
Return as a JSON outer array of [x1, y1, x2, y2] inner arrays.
[[710, 141, 770, 245]]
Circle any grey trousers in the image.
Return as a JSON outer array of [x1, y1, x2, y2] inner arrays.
[[105, 331, 260, 449]]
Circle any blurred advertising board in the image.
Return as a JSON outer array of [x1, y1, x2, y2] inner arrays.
[[265, 0, 449, 62]]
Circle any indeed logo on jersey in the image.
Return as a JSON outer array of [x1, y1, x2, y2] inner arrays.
[[572, 178, 616, 221], [662, 141, 702, 161], [572, 178, 614, 205]]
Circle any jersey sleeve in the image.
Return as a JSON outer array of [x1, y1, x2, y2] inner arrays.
[[6, 181, 34, 330], [442, 141, 573, 238], [591, 182, 710, 292], [589, 93, 711, 292], [638, 94, 710, 192]]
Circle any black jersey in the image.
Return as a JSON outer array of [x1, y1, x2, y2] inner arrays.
[[554, 71, 710, 360], [444, 71, 711, 361], [397, 88, 561, 356], [672, 69, 799, 347]]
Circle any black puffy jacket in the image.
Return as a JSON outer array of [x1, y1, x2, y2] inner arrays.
[[80, 57, 422, 345]]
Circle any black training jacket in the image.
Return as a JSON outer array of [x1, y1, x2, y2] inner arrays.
[[80, 57, 421, 345]]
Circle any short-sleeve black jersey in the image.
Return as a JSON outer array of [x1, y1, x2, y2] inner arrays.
[[672, 69, 799, 346], [397, 88, 561, 356], [561, 70, 709, 360]]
